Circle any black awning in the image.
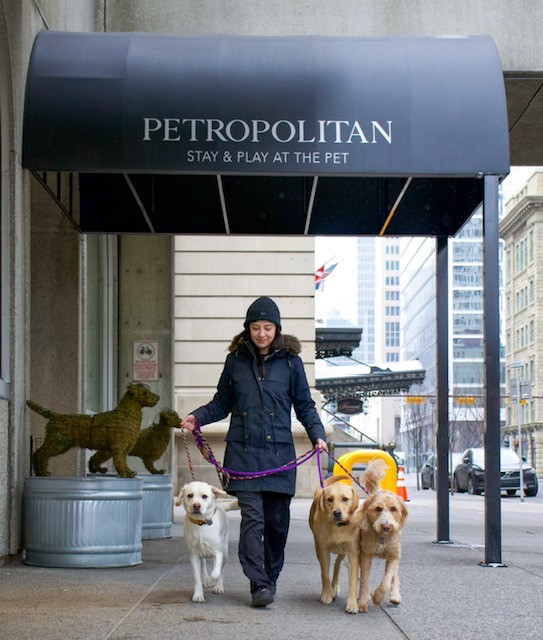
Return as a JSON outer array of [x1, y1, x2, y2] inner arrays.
[[23, 31, 510, 235]]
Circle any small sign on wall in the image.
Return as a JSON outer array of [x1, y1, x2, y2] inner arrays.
[[133, 341, 159, 382]]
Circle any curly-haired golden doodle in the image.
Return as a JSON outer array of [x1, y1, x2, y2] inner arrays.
[[88, 408, 181, 475], [28, 382, 159, 478], [358, 458, 408, 612], [175, 481, 239, 603], [309, 474, 361, 614]]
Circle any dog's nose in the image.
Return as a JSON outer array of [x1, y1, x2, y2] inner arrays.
[[333, 510, 342, 519], [381, 523, 392, 531], [193, 503, 201, 512]]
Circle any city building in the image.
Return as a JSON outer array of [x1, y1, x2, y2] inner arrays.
[[365, 238, 403, 447], [500, 171, 543, 477], [399, 237, 438, 470], [318, 237, 406, 449], [400, 211, 506, 472], [354, 238, 376, 364]]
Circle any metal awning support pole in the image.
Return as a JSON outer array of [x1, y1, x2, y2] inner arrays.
[[482, 175, 504, 567], [436, 236, 451, 543]]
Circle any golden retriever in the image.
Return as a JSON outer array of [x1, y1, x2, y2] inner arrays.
[[309, 474, 361, 614], [358, 458, 408, 612]]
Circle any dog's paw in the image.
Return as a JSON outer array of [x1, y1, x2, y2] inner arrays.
[[389, 596, 401, 606], [358, 600, 369, 613], [372, 588, 386, 606], [320, 590, 335, 605], [345, 600, 359, 614], [192, 592, 205, 603], [212, 582, 224, 595]]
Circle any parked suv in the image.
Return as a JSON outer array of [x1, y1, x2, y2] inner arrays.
[[453, 447, 538, 497]]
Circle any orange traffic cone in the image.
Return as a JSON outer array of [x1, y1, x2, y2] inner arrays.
[[396, 465, 410, 502]]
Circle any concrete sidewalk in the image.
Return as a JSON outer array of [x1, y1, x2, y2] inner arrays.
[[2, 479, 543, 640]]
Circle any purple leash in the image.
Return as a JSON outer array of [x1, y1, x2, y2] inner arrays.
[[191, 420, 324, 484], [317, 448, 325, 488]]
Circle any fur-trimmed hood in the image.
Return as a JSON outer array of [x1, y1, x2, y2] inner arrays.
[[228, 332, 301, 356]]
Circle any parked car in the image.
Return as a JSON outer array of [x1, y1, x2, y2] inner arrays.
[[421, 452, 462, 490], [453, 447, 538, 497]]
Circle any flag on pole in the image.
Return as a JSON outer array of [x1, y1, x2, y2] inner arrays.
[[315, 260, 339, 291]]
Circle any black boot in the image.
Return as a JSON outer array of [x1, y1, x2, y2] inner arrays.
[[251, 586, 274, 607]]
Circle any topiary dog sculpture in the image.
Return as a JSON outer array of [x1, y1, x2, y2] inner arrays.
[[28, 382, 160, 478], [88, 408, 181, 475]]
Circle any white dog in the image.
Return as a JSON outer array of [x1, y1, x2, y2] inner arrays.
[[175, 481, 238, 603]]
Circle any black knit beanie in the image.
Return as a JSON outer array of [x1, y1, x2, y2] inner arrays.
[[244, 297, 282, 331]]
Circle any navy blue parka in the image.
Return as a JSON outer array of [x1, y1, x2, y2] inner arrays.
[[192, 333, 326, 496]]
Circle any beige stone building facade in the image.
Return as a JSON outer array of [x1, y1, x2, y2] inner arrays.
[[501, 172, 543, 478]]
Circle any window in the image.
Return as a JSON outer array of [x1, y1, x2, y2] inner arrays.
[[453, 362, 483, 385], [453, 265, 483, 286], [385, 322, 400, 347], [453, 313, 484, 335], [453, 289, 483, 311], [453, 241, 483, 263], [452, 336, 484, 359]]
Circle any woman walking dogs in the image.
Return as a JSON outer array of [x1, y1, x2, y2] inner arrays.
[[182, 297, 327, 607]]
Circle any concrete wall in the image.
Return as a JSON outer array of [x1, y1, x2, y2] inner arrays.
[[0, 0, 103, 562], [28, 175, 84, 477], [118, 235, 174, 475], [105, 0, 543, 72]]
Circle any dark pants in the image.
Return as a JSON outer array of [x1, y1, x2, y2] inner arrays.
[[235, 491, 292, 592]]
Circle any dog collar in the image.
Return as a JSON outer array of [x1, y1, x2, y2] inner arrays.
[[188, 508, 216, 526]]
